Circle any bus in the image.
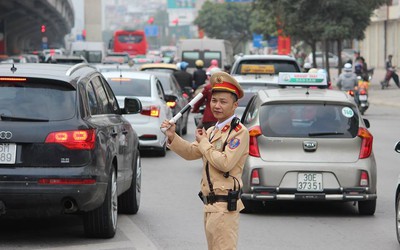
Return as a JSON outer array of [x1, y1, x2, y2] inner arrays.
[[111, 30, 148, 56]]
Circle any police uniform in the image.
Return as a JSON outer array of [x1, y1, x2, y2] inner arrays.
[[168, 72, 249, 250]]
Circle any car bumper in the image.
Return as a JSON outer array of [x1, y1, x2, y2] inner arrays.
[[0, 167, 108, 213], [130, 120, 167, 150], [241, 186, 377, 201]]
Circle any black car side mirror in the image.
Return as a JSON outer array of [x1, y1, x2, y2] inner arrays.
[[395, 141, 400, 153], [363, 118, 370, 129], [123, 97, 142, 114]]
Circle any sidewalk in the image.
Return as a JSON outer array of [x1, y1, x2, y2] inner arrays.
[[330, 67, 400, 108]]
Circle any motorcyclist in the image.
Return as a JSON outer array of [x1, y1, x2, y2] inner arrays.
[[191, 67, 222, 129], [206, 59, 219, 74], [173, 61, 193, 91], [303, 62, 312, 73], [336, 63, 358, 91], [192, 59, 207, 91]]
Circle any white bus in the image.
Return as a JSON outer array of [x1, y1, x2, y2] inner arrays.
[[177, 38, 234, 72]]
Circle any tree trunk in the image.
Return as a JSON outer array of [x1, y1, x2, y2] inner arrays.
[[311, 41, 316, 68], [324, 40, 331, 84], [337, 39, 342, 75]]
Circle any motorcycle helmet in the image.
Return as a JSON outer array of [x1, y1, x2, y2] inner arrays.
[[206, 67, 222, 76], [343, 63, 352, 72], [180, 61, 189, 71], [210, 59, 218, 67], [195, 59, 204, 67]]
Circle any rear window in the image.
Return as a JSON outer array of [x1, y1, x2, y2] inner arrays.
[[235, 60, 300, 75], [259, 104, 359, 138], [107, 78, 151, 97], [0, 82, 76, 121], [117, 34, 143, 44]]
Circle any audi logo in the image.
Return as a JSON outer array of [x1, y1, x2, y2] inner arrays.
[[0, 131, 12, 140]]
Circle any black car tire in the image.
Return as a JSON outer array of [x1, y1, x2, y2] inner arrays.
[[157, 142, 167, 157], [240, 200, 260, 214], [119, 153, 141, 214], [358, 200, 376, 215], [182, 115, 188, 135], [396, 193, 400, 244], [83, 166, 118, 238], [175, 119, 183, 136]]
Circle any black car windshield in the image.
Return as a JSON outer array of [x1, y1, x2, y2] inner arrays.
[[0, 82, 76, 121], [107, 78, 151, 97], [259, 103, 359, 138]]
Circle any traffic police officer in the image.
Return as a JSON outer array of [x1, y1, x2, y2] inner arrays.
[[161, 71, 249, 250]]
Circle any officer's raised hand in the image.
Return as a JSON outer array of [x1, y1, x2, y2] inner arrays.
[[161, 120, 176, 143], [195, 127, 207, 143]]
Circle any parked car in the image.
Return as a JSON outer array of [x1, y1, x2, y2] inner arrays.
[[0, 63, 143, 238], [240, 73, 377, 215], [394, 141, 400, 243], [101, 71, 173, 156], [230, 54, 301, 76], [306, 51, 339, 68], [145, 71, 190, 135]]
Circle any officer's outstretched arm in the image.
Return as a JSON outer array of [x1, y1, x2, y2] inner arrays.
[[168, 135, 203, 161]]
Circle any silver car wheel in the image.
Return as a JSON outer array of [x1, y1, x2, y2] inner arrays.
[[111, 169, 118, 229]]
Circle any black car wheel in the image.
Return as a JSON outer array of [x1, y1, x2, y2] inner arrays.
[[83, 166, 118, 238], [358, 200, 376, 215], [396, 193, 400, 244], [156, 141, 167, 157], [182, 115, 188, 135], [241, 200, 261, 214], [118, 153, 141, 214]]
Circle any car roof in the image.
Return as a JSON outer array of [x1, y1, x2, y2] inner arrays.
[[236, 54, 297, 61], [257, 88, 354, 104], [139, 63, 178, 71], [101, 70, 153, 81], [0, 63, 97, 86]]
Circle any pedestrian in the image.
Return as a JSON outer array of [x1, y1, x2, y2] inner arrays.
[[336, 63, 358, 91], [303, 62, 312, 72], [192, 67, 222, 130], [193, 59, 208, 90], [382, 54, 399, 87], [161, 71, 249, 250], [173, 61, 193, 91]]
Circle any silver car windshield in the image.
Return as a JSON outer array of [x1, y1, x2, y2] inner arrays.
[[0, 83, 76, 121], [259, 103, 359, 138], [107, 78, 151, 97]]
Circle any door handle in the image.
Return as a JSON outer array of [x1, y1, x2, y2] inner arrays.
[[122, 130, 128, 135]]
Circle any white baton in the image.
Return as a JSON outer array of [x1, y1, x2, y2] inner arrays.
[[161, 93, 203, 133]]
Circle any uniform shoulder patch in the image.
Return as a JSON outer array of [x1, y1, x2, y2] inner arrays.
[[228, 138, 240, 149], [221, 125, 229, 132], [234, 124, 242, 132]]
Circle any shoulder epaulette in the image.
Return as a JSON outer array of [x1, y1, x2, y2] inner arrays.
[[234, 124, 242, 132], [221, 125, 230, 132]]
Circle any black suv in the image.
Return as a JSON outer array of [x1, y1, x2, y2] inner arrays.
[[0, 63, 142, 238]]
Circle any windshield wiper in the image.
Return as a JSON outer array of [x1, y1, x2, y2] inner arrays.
[[308, 132, 344, 136], [0, 114, 49, 122]]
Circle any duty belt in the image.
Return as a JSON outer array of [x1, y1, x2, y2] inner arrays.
[[198, 192, 228, 205]]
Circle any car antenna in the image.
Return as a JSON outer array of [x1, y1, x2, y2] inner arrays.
[[10, 63, 17, 73]]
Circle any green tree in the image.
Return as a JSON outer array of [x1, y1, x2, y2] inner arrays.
[[254, 0, 386, 77], [194, 1, 255, 53]]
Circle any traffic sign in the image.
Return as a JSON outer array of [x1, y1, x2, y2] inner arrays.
[[144, 25, 158, 37]]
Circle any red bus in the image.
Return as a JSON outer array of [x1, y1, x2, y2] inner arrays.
[[112, 30, 148, 56]]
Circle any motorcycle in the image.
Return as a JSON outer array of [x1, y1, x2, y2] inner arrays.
[[345, 77, 369, 115]]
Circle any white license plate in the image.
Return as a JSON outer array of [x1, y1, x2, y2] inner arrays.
[[297, 173, 323, 191], [359, 95, 367, 101], [0, 143, 16, 164]]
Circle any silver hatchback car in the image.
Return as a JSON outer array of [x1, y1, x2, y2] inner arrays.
[[240, 73, 377, 215]]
